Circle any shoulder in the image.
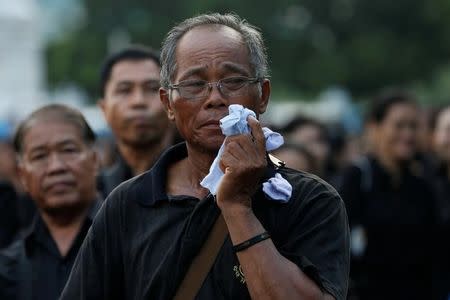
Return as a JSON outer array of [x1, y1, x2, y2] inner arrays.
[[96, 170, 156, 227], [106, 170, 153, 205], [277, 167, 347, 223], [0, 239, 25, 293], [280, 167, 342, 204], [0, 238, 25, 264]]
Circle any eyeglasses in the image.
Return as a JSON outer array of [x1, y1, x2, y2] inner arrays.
[[168, 76, 261, 101]]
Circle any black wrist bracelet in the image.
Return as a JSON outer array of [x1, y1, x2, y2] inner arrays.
[[233, 232, 271, 253]]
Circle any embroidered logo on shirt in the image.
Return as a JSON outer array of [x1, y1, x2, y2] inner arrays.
[[233, 265, 246, 284]]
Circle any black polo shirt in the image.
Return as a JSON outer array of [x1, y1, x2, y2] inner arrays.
[[61, 143, 350, 300], [0, 199, 101, 300]]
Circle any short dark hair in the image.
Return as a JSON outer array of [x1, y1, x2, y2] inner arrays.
[[281, 115, 329, 141], [368, 88, 417, 124], [13, 104, 96, 155], [99, 45, 160, 97]]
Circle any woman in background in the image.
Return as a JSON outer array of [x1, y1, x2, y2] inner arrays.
[[337, 89, 435, 300]]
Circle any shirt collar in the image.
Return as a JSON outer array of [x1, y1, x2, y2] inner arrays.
[[135, 142, 278, 207], [23, 197, 103, 252], [135, 142, 188, 207]]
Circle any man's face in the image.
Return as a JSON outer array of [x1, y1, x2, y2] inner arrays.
[[161, 25, 270, 153], [100, 59, 170, 148], [18, 121, 98, 215]]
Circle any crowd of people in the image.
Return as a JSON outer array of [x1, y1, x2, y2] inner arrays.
[[0, 12, 448, 300], [274, 91, 450, 300]]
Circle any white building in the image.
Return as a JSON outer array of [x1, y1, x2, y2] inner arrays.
[[0, 0, 45, 121]]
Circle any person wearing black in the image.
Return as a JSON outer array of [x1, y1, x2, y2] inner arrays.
[[98, 46, 177, 197], [0, 104, 101, 300], [61, 13, 349, 300], [337, 90, 435, 300], [281, 115, 331, 179], [0, 140, 36, 249], [430, 105, 450, 300], [0, 180, 19, 248]]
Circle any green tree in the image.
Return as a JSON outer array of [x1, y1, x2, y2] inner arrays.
[[45, 0, 450, 102]]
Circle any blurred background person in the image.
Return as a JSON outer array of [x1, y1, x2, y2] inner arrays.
[[0, 104, 101, 300], [280, 115, 331, 178], [0, 126, 35, 249], [327, 124, 365, 187], [429, 104, 450, 300], [0, 138, 23, 195], [0, 130, 20, 248], [336, 89, 435, 300], [98, 46, 178, 197]]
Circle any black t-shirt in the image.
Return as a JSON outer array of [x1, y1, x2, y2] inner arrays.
[[61, 143, 350, 300]]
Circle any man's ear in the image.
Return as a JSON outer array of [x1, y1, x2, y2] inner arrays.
[[258, 79, 271, 115], [160, 88, 175, 122]]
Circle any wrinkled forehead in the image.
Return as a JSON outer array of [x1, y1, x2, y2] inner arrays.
[[180, 24, 245, 45], [174, 25, 252, 77]]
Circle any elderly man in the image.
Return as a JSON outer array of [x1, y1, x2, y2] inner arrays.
[[98, 46, 177, 197], [0, 104, 101, 300], [61, 13, 349, 300]]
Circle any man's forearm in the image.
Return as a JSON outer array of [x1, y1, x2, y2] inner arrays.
[[221, 204, 333, 300]]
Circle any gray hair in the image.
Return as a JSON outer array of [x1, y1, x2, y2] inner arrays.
[[160, 13, 269, 88]]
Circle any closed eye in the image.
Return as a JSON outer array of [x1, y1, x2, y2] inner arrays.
[[178, 80, 207, 88], [221, 77, 248, 90]]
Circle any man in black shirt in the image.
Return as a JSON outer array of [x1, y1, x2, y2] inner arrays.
[[98, 46, 177, 197], [62, 13, 349, 300], [0, 104, 101, 300]]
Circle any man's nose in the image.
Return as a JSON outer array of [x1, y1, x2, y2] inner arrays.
[[203, 82, 227, 108], [129, 89, 148, 107], [46, 153, 67, 174]]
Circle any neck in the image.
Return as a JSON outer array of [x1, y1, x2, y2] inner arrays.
[[186, 144, 217, 183], [167, 143, 217, 199], [373, 149, 406, 183], [40, 205, 90, 257], [118, 133, 173, 176]]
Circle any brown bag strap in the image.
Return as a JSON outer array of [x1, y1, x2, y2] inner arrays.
[[173, 214, 228, 300]]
